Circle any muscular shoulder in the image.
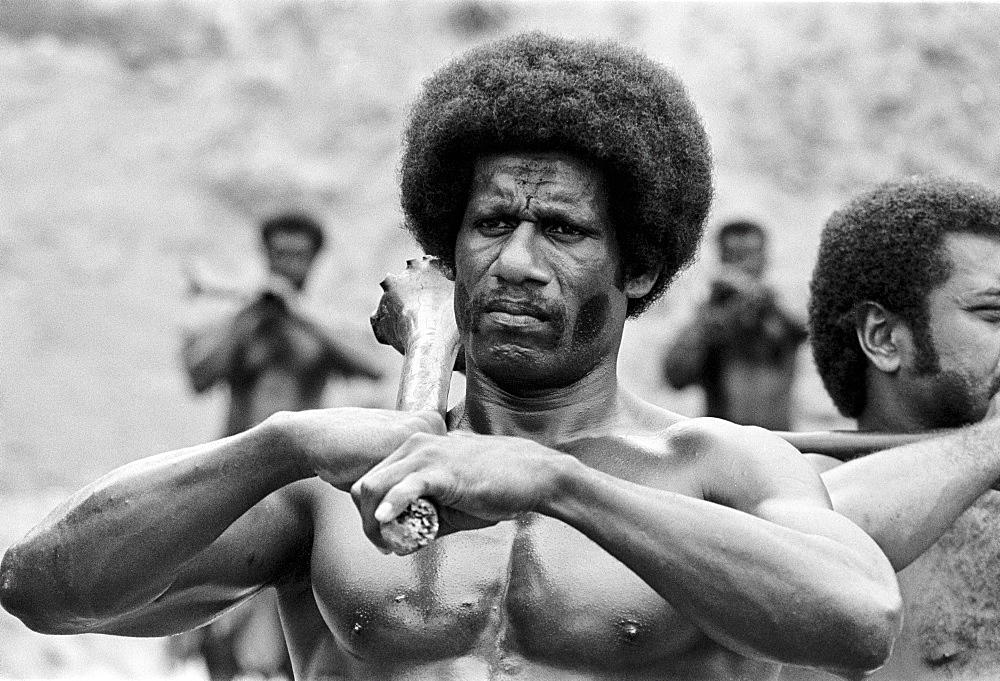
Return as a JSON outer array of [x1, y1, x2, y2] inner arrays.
[[663, 417, 832, 513]]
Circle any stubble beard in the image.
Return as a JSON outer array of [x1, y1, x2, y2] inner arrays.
[[917, 365, 1000, 429], [456, 283, 613, 393]]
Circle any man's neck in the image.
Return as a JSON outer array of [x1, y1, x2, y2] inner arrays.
[[459, 359, 623, 444], [857, 379, 928, 434]]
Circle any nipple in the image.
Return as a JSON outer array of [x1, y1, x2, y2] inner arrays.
[[350, 609, 373, 637], [616, 618, 642, 645], [925, 640, 968, 667]]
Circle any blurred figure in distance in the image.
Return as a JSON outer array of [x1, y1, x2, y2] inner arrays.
[[662, 220, 807, 429]]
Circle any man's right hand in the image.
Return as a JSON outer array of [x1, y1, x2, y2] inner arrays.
[[276, 408, 447, 491]]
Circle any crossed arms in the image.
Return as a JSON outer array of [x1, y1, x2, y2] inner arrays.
[[1, 407, 910, 678]]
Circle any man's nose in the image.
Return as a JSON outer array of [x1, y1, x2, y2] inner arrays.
[[488, 223, 552, 286]]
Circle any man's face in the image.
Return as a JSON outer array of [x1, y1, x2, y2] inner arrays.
[[906, 232, 1000, 428], [719, 232, 767, 279], [264, 231, 318, 289], [453, 152, 628, 392]]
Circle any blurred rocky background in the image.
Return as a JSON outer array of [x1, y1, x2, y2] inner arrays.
[[2, 1, 1000, 676]]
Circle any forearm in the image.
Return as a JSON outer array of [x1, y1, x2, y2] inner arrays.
[[542, 459, 897, 673], [0, 415, 304, 632], [822, 420, 1000, 571]]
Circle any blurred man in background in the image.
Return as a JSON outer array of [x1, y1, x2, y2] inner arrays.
[[183, 212, 384, 435], [177, 212, 383, 680], [782, 176, 1000, 680], [662, 220, 807, 429]]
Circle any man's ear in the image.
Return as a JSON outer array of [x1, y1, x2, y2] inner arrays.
[[625, 264, 662, 299], [855, 301, 907, 374]]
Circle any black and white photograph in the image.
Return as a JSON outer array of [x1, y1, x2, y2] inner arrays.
[[2, 2, 1000, 679]]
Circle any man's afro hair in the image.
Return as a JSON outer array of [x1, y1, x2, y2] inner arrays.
[[809, 175, 1000, 418], [399, 31, 714, 317]]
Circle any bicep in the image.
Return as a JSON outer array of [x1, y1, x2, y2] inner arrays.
[[96, 483, 313, 636], [698, 422, 880, 550]]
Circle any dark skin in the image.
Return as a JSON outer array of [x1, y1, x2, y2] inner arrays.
[[0, 152, 900, 680], [782, 232, 1000, 681]]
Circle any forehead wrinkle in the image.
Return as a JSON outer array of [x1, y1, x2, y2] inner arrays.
[[469, 174, 601, 223], [466, 153, 613, 237]]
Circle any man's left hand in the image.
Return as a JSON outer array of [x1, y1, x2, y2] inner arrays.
[[350, 432, 570, 550]]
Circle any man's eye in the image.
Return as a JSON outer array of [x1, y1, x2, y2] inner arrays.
[[974, 308, 1000, 323], [547, 223, 585, 238], [477, 219, 513, 235]]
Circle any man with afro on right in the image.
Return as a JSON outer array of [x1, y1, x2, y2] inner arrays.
[[780, 176, 1000, 680], [1, 33, 904, 680]]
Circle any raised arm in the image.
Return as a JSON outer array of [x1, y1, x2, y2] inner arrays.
[[0, 408, 442, 636], [314, 329, 385, 381], [181, 312, 239, 393], [351, 419, 901, 678], [661, 311, 713, 390], [815, 418, 1000, 572]]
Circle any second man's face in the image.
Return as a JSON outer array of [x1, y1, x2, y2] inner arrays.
[[452, 151, 629, 392], [265, 231, 318, 290], [909, 232, 1000, 428]]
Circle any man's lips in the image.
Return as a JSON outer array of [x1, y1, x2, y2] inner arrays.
[[481, 299, 551, 327]]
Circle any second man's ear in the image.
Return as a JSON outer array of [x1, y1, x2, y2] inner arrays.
[[855, 301, 907, 374], [625, 264, 662, 299]]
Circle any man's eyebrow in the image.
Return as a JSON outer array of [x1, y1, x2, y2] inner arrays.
[[964, 287, 1000, 303], [467, 188, 518, 209]]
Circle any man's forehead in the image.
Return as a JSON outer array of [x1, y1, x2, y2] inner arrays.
[[468, 152, 609, 211], [473, 151, 602, 185], [939, 231, 1000, 295]]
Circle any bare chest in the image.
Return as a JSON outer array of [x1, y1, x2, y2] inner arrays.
[[881, 492, 1000, 677], [308, 491, 704, 675]]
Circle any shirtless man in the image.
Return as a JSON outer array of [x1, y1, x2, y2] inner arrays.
[[663, 220, 807, 429], [782, 177, 1000, 680], [183, 212, 384, 435], [0, 34, 901, 680]]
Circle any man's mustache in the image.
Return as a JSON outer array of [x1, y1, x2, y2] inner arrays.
[[465, 286, 566, 334]]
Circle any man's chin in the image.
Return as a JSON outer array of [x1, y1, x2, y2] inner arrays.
[[479, 342, 545, 371], [922, 381, 992, 429], [471, 343, 572, 392]]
